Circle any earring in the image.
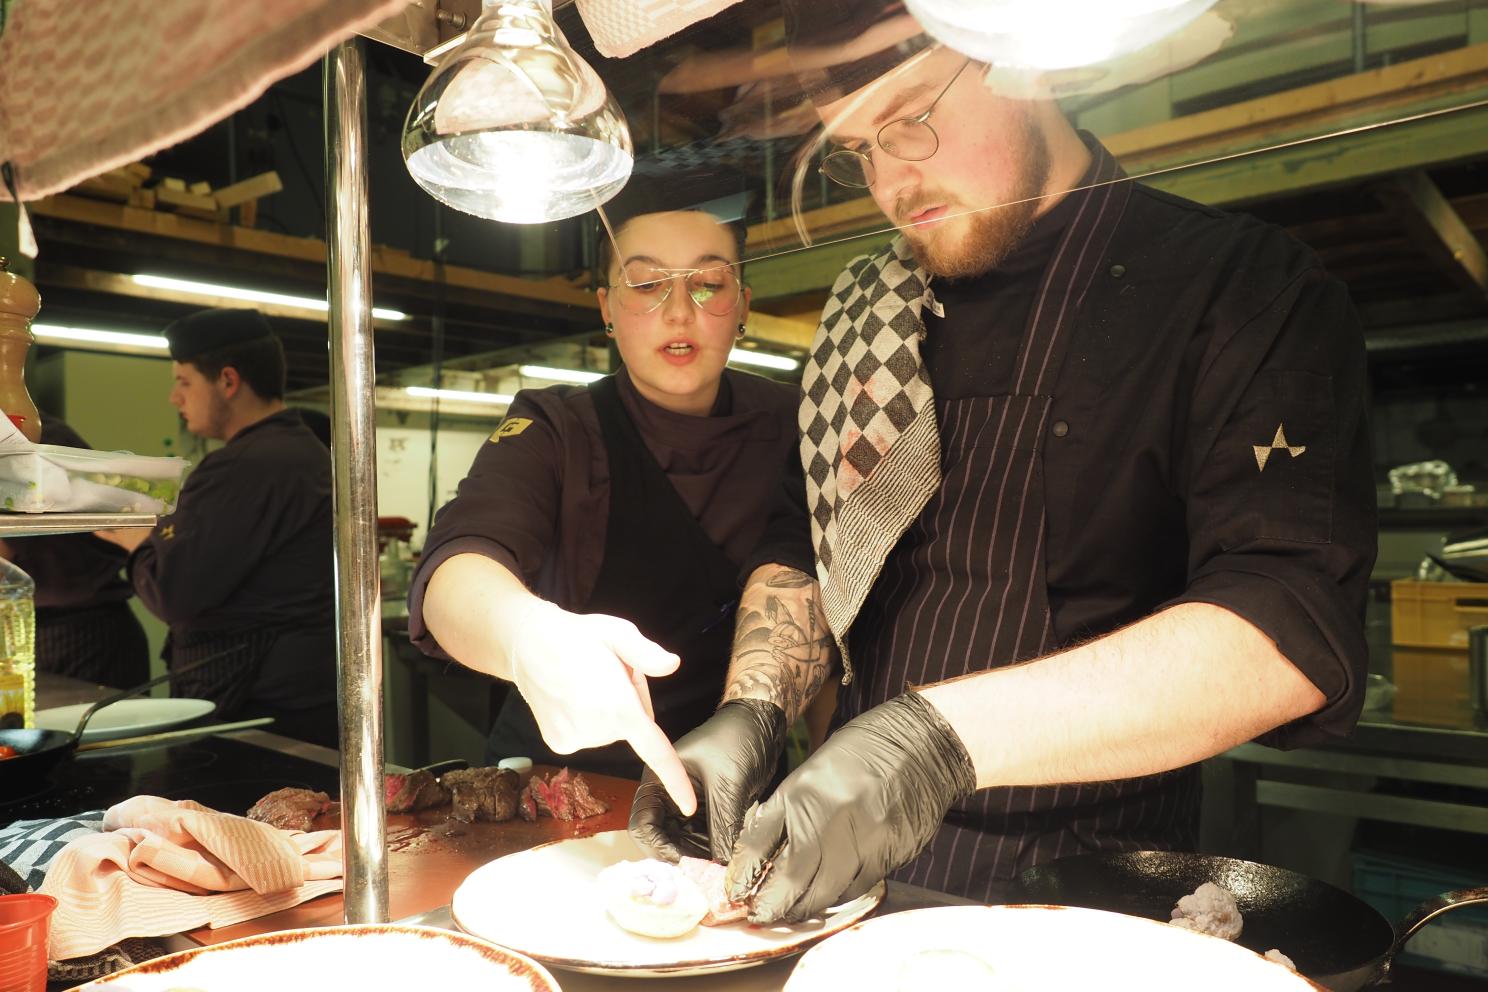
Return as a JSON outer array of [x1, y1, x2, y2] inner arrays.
[[736, 324, 747, 338], [604, 323, 614, 336]]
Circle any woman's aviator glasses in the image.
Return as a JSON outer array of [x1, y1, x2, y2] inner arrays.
[[614, 261, 742, 317], [819, 58, 972, 189]]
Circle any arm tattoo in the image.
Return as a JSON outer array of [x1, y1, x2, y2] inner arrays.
[[722, 566, 836, 723]]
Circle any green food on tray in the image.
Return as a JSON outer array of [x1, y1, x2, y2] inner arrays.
[[85, 473, 182, 505]]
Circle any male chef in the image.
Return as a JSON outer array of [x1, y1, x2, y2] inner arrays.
[[630, 0, 1376, 920], [97, 309, 338, 747]]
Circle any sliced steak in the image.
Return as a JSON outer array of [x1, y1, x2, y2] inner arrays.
[[384, 769, 450, 813], [678, 856, 751, 925], [246, 787, 338, 832], [518, 788, 539, 822], [523, 768, 609, 821], [442, 766, 519, 823]]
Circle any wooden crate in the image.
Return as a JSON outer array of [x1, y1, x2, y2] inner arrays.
[[1390, 578, 1488, 650], [1391, 646, 1472, 727]]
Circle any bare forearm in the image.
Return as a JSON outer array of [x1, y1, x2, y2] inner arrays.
[[422, 553, 538, 681], [919, 602, 1327, 790], [721, 564, 837, 724]]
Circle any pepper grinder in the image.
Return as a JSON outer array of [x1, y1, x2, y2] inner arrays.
[[0, 256, 41, 442]]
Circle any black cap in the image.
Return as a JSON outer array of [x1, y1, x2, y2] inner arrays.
[[163, 308, 275, 361]]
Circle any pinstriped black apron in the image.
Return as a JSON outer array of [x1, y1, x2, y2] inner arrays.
[[841, 148, 1199, 901]]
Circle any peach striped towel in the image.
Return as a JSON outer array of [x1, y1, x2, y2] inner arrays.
[[38, 796, 343, 960]]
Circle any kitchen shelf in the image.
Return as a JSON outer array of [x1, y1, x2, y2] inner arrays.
[[0, 512, 156, 537]]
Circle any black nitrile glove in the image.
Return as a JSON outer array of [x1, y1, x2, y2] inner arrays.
[[725, 690, 976, 923], [629, 697, 788, 863]]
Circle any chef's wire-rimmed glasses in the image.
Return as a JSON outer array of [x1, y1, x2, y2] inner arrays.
[[612, 262, 743, 317], [818, 58, 972, 189]]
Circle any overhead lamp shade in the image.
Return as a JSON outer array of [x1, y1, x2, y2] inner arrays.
[[402, 0, 634, 223], [903, 0, 1220, 71]]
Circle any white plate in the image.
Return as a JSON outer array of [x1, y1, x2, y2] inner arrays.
[[784, 905, 1323, 991], [36, 697, 216, 742], [451, 829, 884, 978], [80, 924, 561, 992]]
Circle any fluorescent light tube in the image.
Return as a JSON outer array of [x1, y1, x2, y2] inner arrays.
[[132, 274, 408, 321], [32, 323, 169, 352], [728, 348, 799, 371], [518, 365, 604, 384], [404, 386, 514, 404]]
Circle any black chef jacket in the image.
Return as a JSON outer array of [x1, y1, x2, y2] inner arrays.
[[751, 178, 1376, 750], [129, 409, 336, 710], [408, 367, 799, 650]]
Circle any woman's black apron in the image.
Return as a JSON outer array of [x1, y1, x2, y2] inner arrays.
[[484, 376, 741, 776], [840, 161, 1199, 902]]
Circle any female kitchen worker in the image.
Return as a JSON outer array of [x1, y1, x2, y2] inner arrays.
[[406, 203, 799, 815]]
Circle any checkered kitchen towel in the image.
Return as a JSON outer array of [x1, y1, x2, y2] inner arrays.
[[799, 235, 940, 669], [0, 811, 106, 891]]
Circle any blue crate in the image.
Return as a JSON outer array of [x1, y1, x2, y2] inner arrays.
[[1351, 850, 1488, 979]]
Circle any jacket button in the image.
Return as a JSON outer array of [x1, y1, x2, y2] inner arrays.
[[1052, 420, 1069, 438], [1109, 264, 1126, 278]]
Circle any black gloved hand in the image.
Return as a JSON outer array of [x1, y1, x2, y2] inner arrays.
[[725, 690, 976, 923], [629, 697, 788, 863]]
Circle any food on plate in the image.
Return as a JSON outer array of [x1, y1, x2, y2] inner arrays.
[[384, 767, 451, 813], [443, 766, 519, 823], [597, 859, 709, 938], [246, 787, 339, 831], [1169, 881, 1243, 940], [895, 949, 1002, 988], [676, 856, 750, 925], [1264, 948, 1297, 971], [518, 767, 609, 821]]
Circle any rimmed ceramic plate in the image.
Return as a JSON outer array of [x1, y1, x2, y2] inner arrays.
[[36, 698, 216, 742], [451, 829, 884, 978], [78, 924, 561, 992], [783, 905, 1325, 991]]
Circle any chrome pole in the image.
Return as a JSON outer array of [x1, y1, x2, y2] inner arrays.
[[324, 36, 387, 924]]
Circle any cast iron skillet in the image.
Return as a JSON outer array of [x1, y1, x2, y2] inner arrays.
[[1015, 850, 1488, 991], [0, 646, 245, 795]]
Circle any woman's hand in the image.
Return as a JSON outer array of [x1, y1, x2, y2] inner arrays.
[[507, 600, 698, 816]]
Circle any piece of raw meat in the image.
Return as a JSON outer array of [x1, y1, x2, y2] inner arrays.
[[677, 856, 750, 925], [521, 768, 609, 821], [383, 768, 450, 813], [246, 787, 338, 832], [1169, 881, 1243, 940], [442, 766, 519, 823]]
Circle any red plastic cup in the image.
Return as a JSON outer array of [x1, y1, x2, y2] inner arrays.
[[0, 893, 56, 992]]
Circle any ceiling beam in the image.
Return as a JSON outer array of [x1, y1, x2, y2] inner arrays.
[[745, 41, 1488, 249], [29, 193, 598, 311], [35, 263, 409, 331], [1373, 171, 1488, 298]]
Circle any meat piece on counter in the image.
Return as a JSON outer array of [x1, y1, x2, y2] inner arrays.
[[1169, 881, 1243, 941], [384, 768, 450, 813], [246, 787, 339, 832], [522, 768, 610, 821], [677, 856, 751, 925], [443, 766, 519, 823]]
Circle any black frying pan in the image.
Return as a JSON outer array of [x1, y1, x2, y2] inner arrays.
[[0, 646, 245, 795], [1015, 851, 1488, 991]]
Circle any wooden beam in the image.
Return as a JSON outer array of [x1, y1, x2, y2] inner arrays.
[[35, 263, 407, 332], [213, 171, 283, 209], [753, 42, 1488, 248], [744, 311, 816, 350], [30, 193, 598, 311], [1142, 102, 1488, 208], [1374, 171, 1488, 297], [747, 233, 892, 303]]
